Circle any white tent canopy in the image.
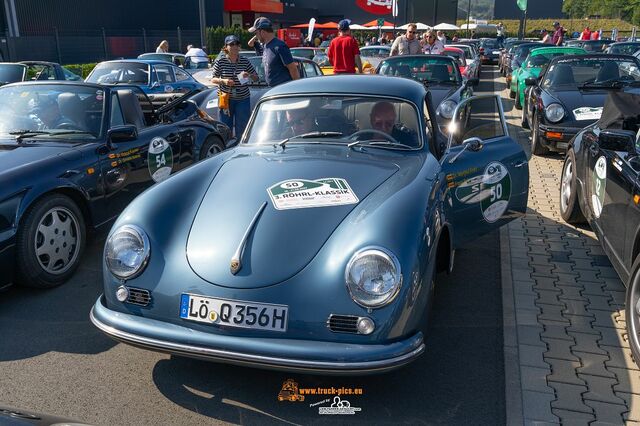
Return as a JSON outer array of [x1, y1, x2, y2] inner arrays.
[[349, 24, 370, 30], [433, 23, 460, 30], [460, 23, 497, 31], [398, 22, 431, 30]]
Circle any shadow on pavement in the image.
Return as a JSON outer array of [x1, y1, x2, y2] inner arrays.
[[0, 235, 115, 361], [151, 231, 506, 425]]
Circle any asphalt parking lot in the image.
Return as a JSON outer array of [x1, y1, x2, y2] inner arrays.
[[0, 68, 506, 425]]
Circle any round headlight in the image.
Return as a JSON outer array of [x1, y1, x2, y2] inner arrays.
[[345, 247, 402, 308], [545, 103, 565, 123], [105, 225, 150, 280], [437, 100, 457, 119]]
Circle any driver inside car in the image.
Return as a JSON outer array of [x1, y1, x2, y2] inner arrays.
[[366, 101, 417, 146], [30, 95, 75, 131], [284, 108, 317, 137]]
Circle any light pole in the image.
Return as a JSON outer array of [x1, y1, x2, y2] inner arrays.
[[199, 0, 206, 49], [466, 0, 471, 38]]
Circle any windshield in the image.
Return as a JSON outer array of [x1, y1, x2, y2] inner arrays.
[[312, 53, 330, 66], [445, 50, 465, 66], [0, 64, 25, 84], [360, 47, 390, 57], [0, 84, 105, 138], [515, 44, 540, 60], [525, 51, 579, 68], [86, 62, 149, 85], [245, 95, 422, 149], [582, 41, 611, 52], [609, 44, 640, 55], [139, 54, 170, 62], [542, 57, 640, 89], [481, 39, 498, 48], [290, 49, 316, 60], [378, 57, 461, 84]]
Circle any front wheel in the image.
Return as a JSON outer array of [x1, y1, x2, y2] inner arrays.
[[559, 149, 586, 224], [514, 91, 522, 110], [199, 136, 225, 160], [16, 194, 86, 288], [531, 113, 550, 156], [626, 263, 640, 368], [521, 99, 529, 129]]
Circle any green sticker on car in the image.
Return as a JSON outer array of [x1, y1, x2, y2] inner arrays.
[[455, 161, 511, 223], [267, 178, 358, 210], [148, 137, 173, 183]]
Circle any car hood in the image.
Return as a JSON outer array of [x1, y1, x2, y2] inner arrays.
[[427, 85, 460, 107], [552, 89, 608, 122], [186, 146, 400, 288], [0, 141, 77, 174]]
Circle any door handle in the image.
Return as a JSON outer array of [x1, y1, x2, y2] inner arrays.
[[589, 144, 599, 157], [514, 160, 528, 168]]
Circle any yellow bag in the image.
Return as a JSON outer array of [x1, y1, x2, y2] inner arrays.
[[218, 90, 230, 111]]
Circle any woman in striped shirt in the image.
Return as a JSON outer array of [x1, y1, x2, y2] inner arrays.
[[211, 35, 258, 138]]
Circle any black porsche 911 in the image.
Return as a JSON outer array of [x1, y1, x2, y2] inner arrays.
[[523, 54, 640, 155], [558, 88, 640, 366], [375, 54, 476, 127], [0, 81, 232, 290]]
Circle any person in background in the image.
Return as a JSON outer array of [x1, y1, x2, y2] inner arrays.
[[422, 31, 445, 54], [370, 36, 379, 46], [156, 40, 169, 53], [314, 33, 322, 47], [185, 44, 208, 69], [452, 33, 460, 42], [249, 17, 299, 87], [327, 19, 363, 74], [541, 29, 553, 44], [390, 23, 421, 56], [552, 21, 564, 46], [591, 30, 600, 40], [496, 22, 505, 44], [580, 26, 592, 41], [247, 35, 263, 55], [210, 35, 258, 138], [437, 31, 447, 45]]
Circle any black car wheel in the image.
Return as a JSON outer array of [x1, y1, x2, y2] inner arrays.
[[521, 98, 529, 129], [509, 87, 516, 99], [531, 113, 550, 156], [626, 263, 640, 367], [559, 149, 586, 223], [514, 91, 522, 110], [16, 194, 86, 288], [199, 136, 225, 160]]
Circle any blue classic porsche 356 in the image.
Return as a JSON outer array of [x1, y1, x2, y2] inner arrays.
[[91, 75, 529, 374]]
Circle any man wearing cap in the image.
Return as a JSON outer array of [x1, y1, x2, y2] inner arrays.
[[249, 17, 299, 87], [390, 23, 421, 56], [327, 19, 363, 74], [552, 22, 564, 46]]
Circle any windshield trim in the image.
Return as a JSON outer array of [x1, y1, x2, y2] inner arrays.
[[243, 93, 425, 151]]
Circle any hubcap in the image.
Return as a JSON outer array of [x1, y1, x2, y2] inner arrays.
[[34, 206, 80, 274], [560, 158, 573, 213], [206, 144, 221, 158]]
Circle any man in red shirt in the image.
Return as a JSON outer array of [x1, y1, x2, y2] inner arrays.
[[327, 19, 363, 74]]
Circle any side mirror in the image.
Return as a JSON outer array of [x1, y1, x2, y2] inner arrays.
[[525, 77, 538, 87], [108, 125, 138, 143], [466, 78, 479, 86], [599, 130, 636, 153]]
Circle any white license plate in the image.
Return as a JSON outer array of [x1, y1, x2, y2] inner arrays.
[[179, 294, 288, 332], [556, 142, 568, 149]]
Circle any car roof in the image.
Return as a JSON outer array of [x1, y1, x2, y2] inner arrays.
[[139, 52, 185, 57], [444, 47, 464, 52], [98, 59, 167, 66], [262, 75, 426, 105], [381, 54, 456, 62], [2, 80, 106, 90]]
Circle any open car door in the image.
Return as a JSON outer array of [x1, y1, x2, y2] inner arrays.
[[440, 94, 529, 247]]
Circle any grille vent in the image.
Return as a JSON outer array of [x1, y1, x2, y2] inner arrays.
[[126, 287, 151, 306], [327, 314, 359, 334]]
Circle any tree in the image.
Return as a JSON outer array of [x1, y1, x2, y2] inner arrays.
[[562, 0, 591, 19]]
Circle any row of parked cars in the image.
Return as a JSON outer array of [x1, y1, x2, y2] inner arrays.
[[497, 37, 640, 367]]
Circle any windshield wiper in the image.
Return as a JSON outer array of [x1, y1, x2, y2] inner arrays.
[[9, 130, 51, 142], [276, 131, 344, 148], [347, 139, 414, 150], [578, 78, 640, 89], [422, 79, 458, 86], [46, 130, 95, 137]]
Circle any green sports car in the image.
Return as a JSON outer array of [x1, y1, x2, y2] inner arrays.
[[510, 46, 586, 110]]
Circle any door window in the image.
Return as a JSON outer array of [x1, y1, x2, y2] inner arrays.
[[155, 65, 176, 83], [449, 96, 507, 147], [303, 62, 319, 77], [175, 68, 191, 82], [110, 93, 125, 127], [27, 64, 55, 80]]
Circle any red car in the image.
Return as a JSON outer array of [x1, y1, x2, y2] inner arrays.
[[444, 47, 470, 78]]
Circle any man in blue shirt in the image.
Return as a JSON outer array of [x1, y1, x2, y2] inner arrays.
[[249, 17, 299, 87]]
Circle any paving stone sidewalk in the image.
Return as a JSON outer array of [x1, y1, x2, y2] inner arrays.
[[498, 76, 640, 424]]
